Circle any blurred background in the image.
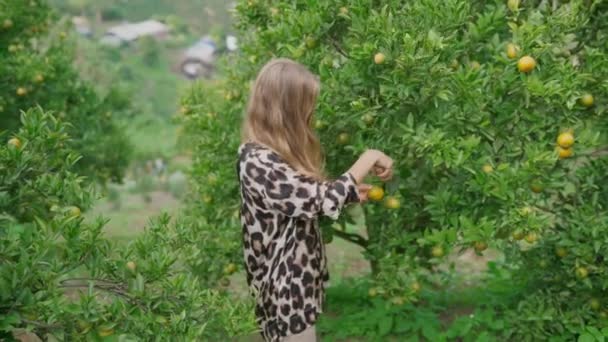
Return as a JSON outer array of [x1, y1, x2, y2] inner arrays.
[[47, 0, 236, 241]]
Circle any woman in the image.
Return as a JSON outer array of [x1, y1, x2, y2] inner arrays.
[[237, 58, 394, 341]]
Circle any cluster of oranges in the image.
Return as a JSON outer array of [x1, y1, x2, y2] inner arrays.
[[556, 131, 575, 159], [367, 185, 400, 209]]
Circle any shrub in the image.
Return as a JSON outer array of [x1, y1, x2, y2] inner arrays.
[[0, 108, 250, 340]]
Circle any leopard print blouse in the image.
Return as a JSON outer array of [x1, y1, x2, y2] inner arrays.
[[237, 142, 359, 342]]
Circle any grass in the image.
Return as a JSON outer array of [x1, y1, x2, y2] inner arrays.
[[88, 187, 181, 243]]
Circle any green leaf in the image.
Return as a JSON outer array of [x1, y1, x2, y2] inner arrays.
[[578, 333, 596, 342], [377, 315, 393, 336]]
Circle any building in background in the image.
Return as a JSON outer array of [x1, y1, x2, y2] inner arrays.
[[179, 35, 238, 79], [100, 20, 170, 47], [72, 16, 92, 38], [179, 36, 217, 79]]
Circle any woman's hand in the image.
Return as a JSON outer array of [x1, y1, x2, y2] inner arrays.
[[348, 149, 394, 184], [373, 155, 394, 181], [357, 184, 373, 202]]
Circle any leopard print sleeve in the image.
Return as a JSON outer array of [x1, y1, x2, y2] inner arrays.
[[242, 143, 359, 221]]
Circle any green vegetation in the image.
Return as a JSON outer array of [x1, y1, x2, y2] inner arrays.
[[181, 0, 608, 340], [49, 0, 234, 161], [4, 0, 608, 340], [0, 0, 131, 182]]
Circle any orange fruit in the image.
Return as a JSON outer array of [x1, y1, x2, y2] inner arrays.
[[557, 146, 573, 159], [224, 263, 237, 275], [391, 296, 405, 305], [16, 87, 27, 96], [362, 113, 375, 125], [368, 287, 378, 297], [524, 232, 538, 244], [374, 53, 385, 65], [431, 245, 445, 258], [557, 132, 574, 148], [8, 137, 21, 148], [474, 241, 488, 252], [506, 43, 518, 59], [314, 119, 325, 130], [581, 94, 594, 108], [576, 267, 589, 279], [34, 74, 44, 83], [339, 7, 349, 15], [555, 247, 567, 258], [508, 0, 520, 11], [68, 206, 81, 217], [126, 261, 136, 272], [482, 164, 493, 173], [384, 196, 400, 209], [512, 230, 524, 241], [305, 37, 316, 49], [517, 56, 536, 73], [337, 133, 350, 145], [367, 186, 384, 202], [97, 327, 114, 337], [530, 181, 543, 193]]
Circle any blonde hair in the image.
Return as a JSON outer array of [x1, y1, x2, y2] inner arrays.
[[242, 58, 324, 179]]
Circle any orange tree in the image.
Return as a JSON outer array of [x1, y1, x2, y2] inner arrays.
[[0, 0, 131, 182], [180, 0, 608, 339], [0, 109, 252, 340]]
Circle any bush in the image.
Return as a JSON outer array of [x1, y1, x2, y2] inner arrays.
[[0, 0, 132, 183], [0, 108, 251, 340], [181, 0, 608, 339]]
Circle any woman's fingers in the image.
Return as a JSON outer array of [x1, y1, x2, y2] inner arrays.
[[374, 166, 393, 181], [357, 183, 373, 202]]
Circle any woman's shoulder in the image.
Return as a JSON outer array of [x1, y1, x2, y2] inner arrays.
[[238, 141, 285, 166], [238, 141, 262, 158]]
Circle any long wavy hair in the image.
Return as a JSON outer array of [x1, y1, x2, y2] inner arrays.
[[242, 58, 324, 179]]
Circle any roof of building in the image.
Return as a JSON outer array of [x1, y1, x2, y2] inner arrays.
[[106, 20, 169, 42]]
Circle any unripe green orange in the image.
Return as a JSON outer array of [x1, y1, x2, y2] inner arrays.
[[580, 94, 594, 107]]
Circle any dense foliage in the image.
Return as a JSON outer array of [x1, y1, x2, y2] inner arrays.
[[181, 0, 608, 339], [1, 0, 131, 182], [0, 109, 251, 340]]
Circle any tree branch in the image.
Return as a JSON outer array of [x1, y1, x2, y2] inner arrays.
[[21, 319, 62, 330], [331, 228, 368, 248], [328, 37, 350, 59]]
